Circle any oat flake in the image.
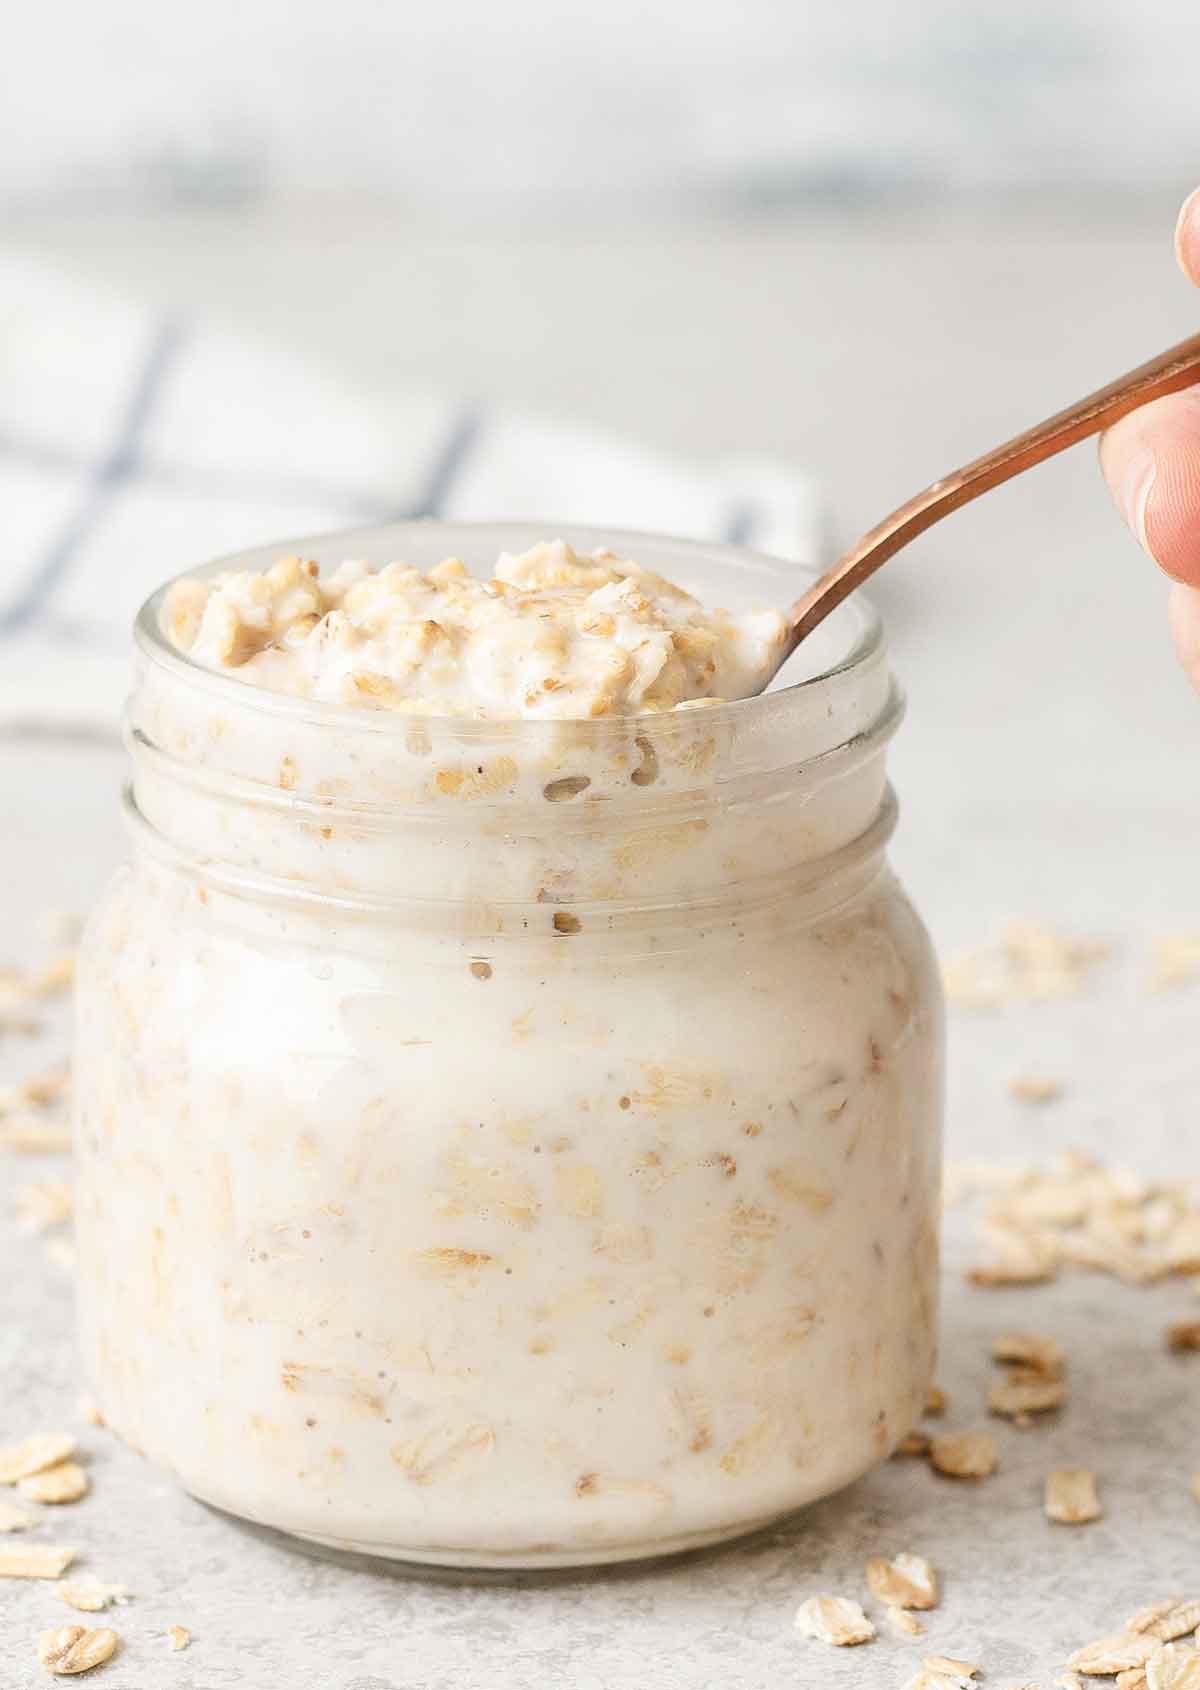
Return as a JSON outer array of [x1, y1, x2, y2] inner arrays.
[[1147, 1645, 1200, 1689], [865, 1551, 938, 1609], [929, 1431, 998, 1479], [58, 1580, 130, 1614], [1068, 1633, 1166, 1674], [0, 1433, 77, 1485], [0, 1543, 75, 1579], [37, 1625, 119, 1675], [15, 1180, 73, 1232], [793, 1594, 876, 1646], [1009, 1073, 1063, 1104], [924, 1658, 980, 1681], [889, 1607, 926, 1636], [1126, 1601, 1200, 1644], [1045, 1467, 1103, 1524], [19, 1462, 89, 1505], [892, 1429, 932, 1459], [1116, 1670, 1150, 1690], [988, 1370, 1068, 1421], [992, 1329, 1066, 1376]]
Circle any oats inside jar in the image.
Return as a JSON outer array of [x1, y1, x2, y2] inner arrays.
[[75, 525, 939, 1570]]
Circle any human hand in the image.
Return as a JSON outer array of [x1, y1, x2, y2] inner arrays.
[[1100, 189, 1200, 686]]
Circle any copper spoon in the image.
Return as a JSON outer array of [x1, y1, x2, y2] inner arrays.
[[779, 327, 1200, 664]]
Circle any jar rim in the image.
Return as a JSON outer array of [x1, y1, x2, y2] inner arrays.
[[133, 519, 884, 741]]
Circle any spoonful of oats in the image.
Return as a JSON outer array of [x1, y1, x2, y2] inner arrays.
[[773, 327, 1200, 669]]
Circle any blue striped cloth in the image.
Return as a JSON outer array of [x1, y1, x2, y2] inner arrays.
[[0, 259, 821, 730]]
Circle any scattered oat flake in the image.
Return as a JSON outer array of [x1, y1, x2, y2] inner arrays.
[[44, 1237, 76, 1273], [77, 1398, 104, 1430], [37, 1625, 119, 1675], [941, 949, 1005, 1009], [924, 1384, 948, 1417], [32, 953, 76, 998], [1164, 1215, 1200, 1275], [929, 1431, 998, 1479], [20, 1462, 89, 1505], [166, 1625, 191, 1652], [892, 1428, 932, 1459], [988, 1370, 1068, 1421], [1147, 1645, 1200, 1689], [1003, 918, 1111, 992], [1010, 1073, 1064, 1104], [1117, 1668, 1151, 1690], [1128, 1610, 1179, 1638], [992, 1329, 1066, 1376], [0, 1115, 72, 1153], [15, 1180, 73, 1232], [37, 911, 82, 947], [954, 1151, 1200, 1290], [944, 920, 1108, 1006], [794, 1594, 876, 1645], [866, 1552, 939, 1609], [0, 1011, 42, 1035], [889, 1607, 926, 1636], [17, 1065, 71, 1108], [0, 1501, 33, 1532], [0, 1543, 76, 1579], [1191, 1474, 1200, 1506], [1058, 1228, 1168, 1287], [1126, 1602, 1200, 1644], [0, 1433, 77, 1484], [1045, 1467, 1102, 1524], [905, 1664, 979, 1690], [1167, 1322, 1200, 1353], [1068, 1633, 1166, 1675], [58, 1581, 130, 1615], [1145, 935, 1200, 995], [969, 1217, 1061, 1287], [944, 1159, 1040, 1207]]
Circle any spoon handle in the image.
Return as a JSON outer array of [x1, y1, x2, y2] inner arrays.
[[789, 327, 1200, 647]]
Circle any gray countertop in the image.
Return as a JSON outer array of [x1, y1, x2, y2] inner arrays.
[[2, 205, 1199, 1688]]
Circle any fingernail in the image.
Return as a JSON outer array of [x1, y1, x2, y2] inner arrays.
[[1176, 186, 1200, 280], [1124, 448, 1157, 554]]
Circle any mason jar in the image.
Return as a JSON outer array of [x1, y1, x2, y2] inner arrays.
[[73, 522, 942, 1571]]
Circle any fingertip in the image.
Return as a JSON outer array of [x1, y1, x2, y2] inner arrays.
[[1175, 187, 1200, 286], [1099, 392, 1200, 585], [1168, 582, 1200, 691], [1143, 397, 1200, 583]]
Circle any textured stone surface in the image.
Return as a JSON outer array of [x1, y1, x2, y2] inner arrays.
[[2, 207, 1199, 1687]]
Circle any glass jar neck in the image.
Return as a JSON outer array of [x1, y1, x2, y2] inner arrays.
[[126, 620, 902, 917]]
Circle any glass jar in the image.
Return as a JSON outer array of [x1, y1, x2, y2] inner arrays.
[[74, 522, 942, 1571]]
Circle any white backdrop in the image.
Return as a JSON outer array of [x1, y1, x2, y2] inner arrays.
[[4, 0, 1198, 216]]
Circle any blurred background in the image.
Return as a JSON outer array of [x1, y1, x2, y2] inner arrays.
[[2, 0, 1200, 942], [4, 0, 1197, 216]]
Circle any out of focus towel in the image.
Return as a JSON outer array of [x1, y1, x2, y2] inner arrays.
[[0, 258, 821, 732]]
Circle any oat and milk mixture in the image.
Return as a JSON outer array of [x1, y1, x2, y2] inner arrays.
[[73, 533, 941, 1567], [161, 540, 792, 718]]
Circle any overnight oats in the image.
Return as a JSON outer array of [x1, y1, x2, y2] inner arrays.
[[73, 524, 943, 1570]]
